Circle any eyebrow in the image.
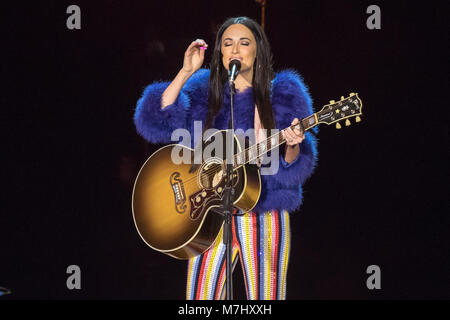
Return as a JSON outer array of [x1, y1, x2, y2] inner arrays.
[[222, 37, 252, 42]]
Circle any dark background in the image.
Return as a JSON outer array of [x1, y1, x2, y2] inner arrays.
[[1, 0, 448, 300]]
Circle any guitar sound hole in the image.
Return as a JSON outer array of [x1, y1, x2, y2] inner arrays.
[[199, 162, 224, 189]]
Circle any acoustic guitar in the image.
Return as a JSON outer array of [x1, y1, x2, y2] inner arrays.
[[132, 93, 363, 259]]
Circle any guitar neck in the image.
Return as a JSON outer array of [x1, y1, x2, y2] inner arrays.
[[233, 114, 318, 168], [233, 92, 362, 168]]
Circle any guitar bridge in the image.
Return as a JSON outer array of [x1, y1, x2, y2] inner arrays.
[[170, 172, 187, 214]]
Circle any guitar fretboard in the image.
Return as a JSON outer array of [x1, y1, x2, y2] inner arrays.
[[233, 114, 317, 168]]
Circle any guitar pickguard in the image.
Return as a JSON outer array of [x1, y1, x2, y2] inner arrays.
[[189, 172, 239, 220]]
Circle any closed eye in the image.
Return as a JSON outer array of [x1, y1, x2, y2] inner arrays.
[[223, 42, 250, 47], [222, 37, 252, 46]]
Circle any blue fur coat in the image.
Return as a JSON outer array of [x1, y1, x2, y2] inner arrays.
[[134, 69, 318, 214]]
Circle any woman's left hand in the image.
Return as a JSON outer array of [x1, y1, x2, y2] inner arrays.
[[282, 118, 305, 146]]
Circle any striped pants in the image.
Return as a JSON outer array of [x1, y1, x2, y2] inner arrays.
[[186, 210, 291, 300]]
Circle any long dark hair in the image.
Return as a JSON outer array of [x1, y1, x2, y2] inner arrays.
[[206, 17, 276, 131]]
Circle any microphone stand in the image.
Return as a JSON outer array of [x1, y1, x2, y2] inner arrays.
[[223, 78, 236, 300]]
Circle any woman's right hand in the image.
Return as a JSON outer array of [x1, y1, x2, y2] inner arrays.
[[182, 39, 208, 74]]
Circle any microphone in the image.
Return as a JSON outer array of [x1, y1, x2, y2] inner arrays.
[[228, 59, 241, 83]]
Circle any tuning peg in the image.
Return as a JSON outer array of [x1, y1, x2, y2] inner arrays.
[[345, 119, 351, 126], [341, 96, 345, 100], [329, 100, 335, 104], [350, 92, 355, 97], [355, 116, 361, 122], [336, 122, 342, 129]]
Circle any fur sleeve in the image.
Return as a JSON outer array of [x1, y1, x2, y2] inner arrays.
[[133, 69, 210, 144], [269, 69, 319, 187]]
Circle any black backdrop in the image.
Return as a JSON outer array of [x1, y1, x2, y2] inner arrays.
[[1, 0, 448, 300]]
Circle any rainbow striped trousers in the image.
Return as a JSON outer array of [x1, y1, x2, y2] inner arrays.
[[186, 210, 291, 300]]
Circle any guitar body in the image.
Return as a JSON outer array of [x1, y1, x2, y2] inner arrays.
[[132, 130, 261, 259]]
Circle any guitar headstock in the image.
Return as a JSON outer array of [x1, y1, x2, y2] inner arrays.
[[316, 93, 363, 129]]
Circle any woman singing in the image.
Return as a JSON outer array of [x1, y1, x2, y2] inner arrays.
[[134, 16, 318, 300]]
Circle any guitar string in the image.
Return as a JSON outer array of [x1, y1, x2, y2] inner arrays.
[[158, 118, 317, 192], [155, 103, 358, 189], [165, 129, 293, 190], [171, 128, 289, 187], [149, 131, 301, 195], [178, 121, 311, 187], [166, 121, 312, 189]]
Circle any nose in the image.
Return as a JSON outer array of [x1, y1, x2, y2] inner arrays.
[[232, 43, 239, 54]]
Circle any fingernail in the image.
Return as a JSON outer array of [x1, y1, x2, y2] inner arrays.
[[200, 46, 207, 50]]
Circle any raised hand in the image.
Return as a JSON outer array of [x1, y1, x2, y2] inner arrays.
[[182, 39, 208, 74]]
